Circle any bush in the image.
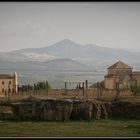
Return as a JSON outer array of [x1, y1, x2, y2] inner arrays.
[[130, 83, 140, 95], [19, 80, 52, 92], [34, 81, 51, 90]]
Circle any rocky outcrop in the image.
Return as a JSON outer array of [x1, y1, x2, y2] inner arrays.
[[12, 102, 36, 120], [92, 101, 108, 119], [0, 96, 139, 121], [0, 106, 14, 120], [70, 99, 93, 120], [100, 103, 108, 119], [108, 101, 140, 119], [11, 97, 73, 121], [36, 98, 73, 121], [70, 99, 108, 120]]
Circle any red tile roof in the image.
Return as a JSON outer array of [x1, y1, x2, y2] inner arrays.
[[108, 61, 133, 69]]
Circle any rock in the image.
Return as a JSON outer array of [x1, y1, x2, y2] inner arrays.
[[104, 102, 112, 116], [0, 106, 14, 120], [109, 101, 140, 119], [70, 99, 93, 120], [92, 101, 101, 119], [12, 102, 37, 120], [0, 96, 139, 121], [100, 103, 108, 119], [40, 99, 73, 121], [92, 101, 108, 119], [11, 96, 39, 120], [12, 97, 73, 121]]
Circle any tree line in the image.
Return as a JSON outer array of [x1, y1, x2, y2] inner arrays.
[[18, 81, 51, 92]]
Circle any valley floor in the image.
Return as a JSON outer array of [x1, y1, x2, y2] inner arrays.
[[0, 119, 139, 137]]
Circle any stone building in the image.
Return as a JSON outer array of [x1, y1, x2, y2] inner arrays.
[[132, 71, 140, 85], [0, 72, 18, 97], [104, 61, 138, 90]]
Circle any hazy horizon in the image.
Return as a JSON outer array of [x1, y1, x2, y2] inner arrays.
[[0, 2, 140, 52]]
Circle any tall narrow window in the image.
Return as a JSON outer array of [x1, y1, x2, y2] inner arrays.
[[2, 89, 4, 93], [2, 81, 4, 85], [9, 81, 11, 85]]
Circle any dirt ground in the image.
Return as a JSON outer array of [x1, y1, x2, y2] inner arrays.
[[1, 88, 139, 103]]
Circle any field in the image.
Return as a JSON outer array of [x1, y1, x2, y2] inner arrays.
[[0, 119, 139, 137], [0, 88, 140, 138], [5, 88, 140, 103]]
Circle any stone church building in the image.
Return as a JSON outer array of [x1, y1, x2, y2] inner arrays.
[[104, 61, 140, 90]]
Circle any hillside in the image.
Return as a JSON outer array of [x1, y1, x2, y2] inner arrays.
[[0, 39, 140, 69], [44, 58, 90, 71], [0, 58, 90, 71]]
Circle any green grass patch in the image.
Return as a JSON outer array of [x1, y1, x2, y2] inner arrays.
[[0, 119, 139, 137]]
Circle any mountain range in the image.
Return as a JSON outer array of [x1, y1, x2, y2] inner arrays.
[[0, 39, 140, 87], [1, 39, 140, 70]]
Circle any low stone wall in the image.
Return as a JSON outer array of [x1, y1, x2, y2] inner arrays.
[[0, 96, 139, 121]]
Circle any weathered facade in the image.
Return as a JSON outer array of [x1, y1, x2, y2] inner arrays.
[[0, 72, 18, 97]]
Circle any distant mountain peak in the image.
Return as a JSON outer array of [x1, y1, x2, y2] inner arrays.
[[61, 38, 73, 42], [56, 38, 81, 46]]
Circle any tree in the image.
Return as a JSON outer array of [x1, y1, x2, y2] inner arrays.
[[34, 81, 51, 90], [130, 83, 140, 95], [19, 80, 51, 92]]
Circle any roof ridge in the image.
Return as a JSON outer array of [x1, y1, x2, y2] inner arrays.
[[108, 61, 132, 69]]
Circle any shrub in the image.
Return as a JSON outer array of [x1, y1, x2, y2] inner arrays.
[[130, 83, 140, 95]]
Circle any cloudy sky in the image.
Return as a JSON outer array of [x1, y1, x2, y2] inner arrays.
[[0, 2, 140, 52]]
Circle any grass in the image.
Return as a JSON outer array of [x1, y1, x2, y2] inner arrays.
[[0, 119, 139, 137]]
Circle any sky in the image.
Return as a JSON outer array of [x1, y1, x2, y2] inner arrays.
[[0, 2, 140, 52]]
